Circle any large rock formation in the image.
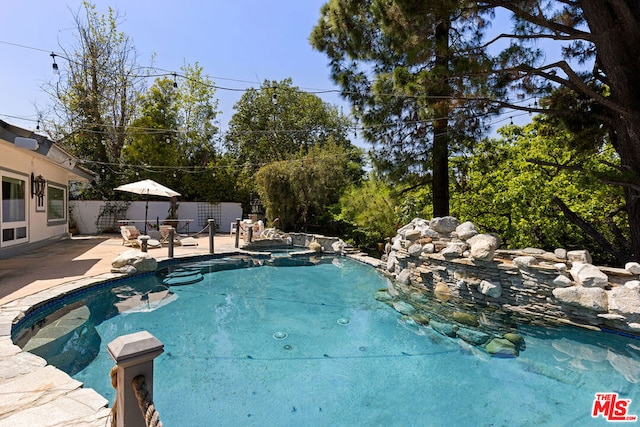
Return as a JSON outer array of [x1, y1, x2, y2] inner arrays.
[[380, 216, 640, 339]]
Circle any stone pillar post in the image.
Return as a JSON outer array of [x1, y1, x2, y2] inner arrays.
[[107, 331, 164, 427], [139, 235, 149, 253]]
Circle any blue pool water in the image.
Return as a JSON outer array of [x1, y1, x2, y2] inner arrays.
[[14, 255, 640, 426]]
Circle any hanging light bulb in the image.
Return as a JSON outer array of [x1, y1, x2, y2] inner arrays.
[[172, 73, 178, 88], [36, 120, 40, 130], [50, 53, 59, 75]]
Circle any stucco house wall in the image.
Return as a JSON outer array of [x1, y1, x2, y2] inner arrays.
[[0, 120, 94, 258]]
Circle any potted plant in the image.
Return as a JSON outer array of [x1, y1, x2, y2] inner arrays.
[[68, 205, 79, 236]]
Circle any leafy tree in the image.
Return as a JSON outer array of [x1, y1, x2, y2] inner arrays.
[[43, 1, 145, 198], [226, 78, 360, 213], [225, 78, 354, 171], [310, 0, 504, 217], [121, 77, 180, 182], [174, 63, 220, 168], [254, 141, 363, 232], [335, 175, 400, 251], [451, 115, 627, 265], [121, 63, 221, 200]]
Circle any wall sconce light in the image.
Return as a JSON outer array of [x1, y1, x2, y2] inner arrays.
[[31, 173, 46, 202]]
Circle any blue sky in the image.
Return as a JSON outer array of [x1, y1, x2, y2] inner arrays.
[[0, 1, 348, 133]]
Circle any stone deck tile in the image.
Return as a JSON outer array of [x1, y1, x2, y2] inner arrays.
[[0, 337, 21, 358], [0, 365, 82, 411], [0, 388, 109, 427], [0, 351, 46, 380]]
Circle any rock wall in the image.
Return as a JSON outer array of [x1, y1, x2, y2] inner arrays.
[[382, 217, 640, 337]]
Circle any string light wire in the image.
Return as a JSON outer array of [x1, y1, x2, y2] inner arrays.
[[0, 38, 546, 174]]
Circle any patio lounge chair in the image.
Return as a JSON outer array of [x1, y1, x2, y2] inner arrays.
[[159, 225, 199, 247], [121, 225, 162, 249], [120, 225, 142, 248]]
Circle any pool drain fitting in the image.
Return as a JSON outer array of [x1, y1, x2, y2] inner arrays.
[[273, 331, 288, 340]]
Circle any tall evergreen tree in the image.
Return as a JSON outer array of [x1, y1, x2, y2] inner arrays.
[[310, 0, 504, 217]]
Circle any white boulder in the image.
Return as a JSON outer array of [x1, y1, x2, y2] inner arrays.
[[456, 221, 479, 240], [512, 256, 538, 269], [625, 262, 640, 275], [569, 263, 609, 288], [467, 234, 500, 261], [552, 286, 608, 312], [441, 242, 467, 258], [552, 275, 573, 288], [430, 216, 460, 234], [111, 249, 157, 274], [554, 248, 567, 259], [608, 285, 640, 316]]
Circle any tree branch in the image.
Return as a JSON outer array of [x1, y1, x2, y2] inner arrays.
[[527, 157, 640, 192], [483, 1, 588, 38], [552, 196, 627, 263], [605, 205, 633, 253], [479, 31, 592, 53]]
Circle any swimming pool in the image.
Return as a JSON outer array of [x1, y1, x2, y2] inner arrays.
[[13, 254, 640, 426]]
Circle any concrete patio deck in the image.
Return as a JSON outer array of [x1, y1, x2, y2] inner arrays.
[[0, 233, 241, 426]]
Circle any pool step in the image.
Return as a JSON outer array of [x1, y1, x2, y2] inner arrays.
[[162, 270, 204, 286]]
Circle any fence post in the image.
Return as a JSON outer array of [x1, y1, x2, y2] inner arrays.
[[168, 227, 174, 258], [208, 219, 215, 254], [107, 331, 164, 427], [235, 218, 241, 248]]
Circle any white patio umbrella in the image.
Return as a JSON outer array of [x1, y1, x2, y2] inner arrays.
[[114, 179, 181, 234]]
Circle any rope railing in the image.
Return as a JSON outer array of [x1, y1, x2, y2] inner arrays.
[[110, 366, 118, 427], [189, 220, 211, 237], [110, 366, 163, 427], [132, 375, 163, 427]]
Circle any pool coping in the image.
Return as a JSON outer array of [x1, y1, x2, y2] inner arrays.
[[0, 249, 383, 426]]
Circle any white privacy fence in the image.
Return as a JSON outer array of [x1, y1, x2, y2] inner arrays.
[[70, 200, 242, 235]]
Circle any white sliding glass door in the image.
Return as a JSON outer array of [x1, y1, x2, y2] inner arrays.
[[1, 172, 28, 246]]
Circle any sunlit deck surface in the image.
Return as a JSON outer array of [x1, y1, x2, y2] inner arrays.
[[0, 233, 241, 426]]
